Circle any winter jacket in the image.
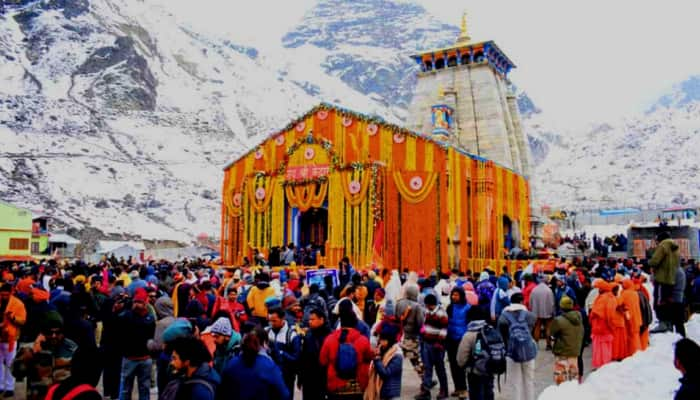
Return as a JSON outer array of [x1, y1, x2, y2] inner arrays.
[[456, 320, 489, 375], [529, 282, 555, 319], [148, 297, 176, 353], [550, 310, 584, 357], [422, 305, 448, 344], [675, 370, 700, 400], [300, 325, 330, 396], [267, 322, 301, 378], [1, 295, 27, 351], [218, 354, 290, 400], [174, 364, 220, 400], [490, 277, 511, 321], [246, 282, 275, 318], [446, 287, 470, 341], [373, 346, 403, 399], [395, 285, 425, 339], [212, 333, 242, 375], [319, 327, 373, 393], [497, 303, 536, 347], [117, 309, 155, 359], [649, 238, 680, 285]]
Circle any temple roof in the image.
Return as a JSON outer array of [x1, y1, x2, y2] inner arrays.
[[223, 102, 516, 174]]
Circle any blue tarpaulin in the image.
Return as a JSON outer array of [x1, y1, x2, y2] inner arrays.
[[599, 208, 641, 216]]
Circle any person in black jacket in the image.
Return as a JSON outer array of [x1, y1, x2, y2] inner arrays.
[[117, 288, 155, 400], [674, 338, 700, 400], [44, 346, 102, 400], [299, 308, 331, 400]]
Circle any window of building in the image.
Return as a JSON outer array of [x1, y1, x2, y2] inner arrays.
[[31, 242, 39, 254], [9, 238, 29, 250]]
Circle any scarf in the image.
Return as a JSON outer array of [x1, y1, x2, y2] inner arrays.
[[364, 344, 401, 400]]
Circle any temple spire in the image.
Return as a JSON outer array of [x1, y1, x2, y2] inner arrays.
[[455, 11, 471, 45]]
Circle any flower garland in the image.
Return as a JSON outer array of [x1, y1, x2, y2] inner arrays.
[[392, 171, 438, 204], [246, 174, 274, 213], [285, 182, 327, 212], [340, 168, 370, 206]]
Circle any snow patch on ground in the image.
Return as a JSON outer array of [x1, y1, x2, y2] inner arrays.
[[538, 315, 700, 400]]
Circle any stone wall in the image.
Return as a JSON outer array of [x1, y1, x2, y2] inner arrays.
[[407, 62, 532, 176]]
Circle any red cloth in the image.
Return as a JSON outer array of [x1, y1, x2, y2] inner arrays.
[[522, 282, 536, 310], [591, 334, 613, 369], [611, 326, 627, 361], [319, 328, 373, 393]]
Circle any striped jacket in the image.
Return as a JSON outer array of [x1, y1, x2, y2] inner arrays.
[[422, 305, 448, 344]]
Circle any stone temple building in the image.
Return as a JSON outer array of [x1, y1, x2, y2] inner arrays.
[[407, 13, 531, 177]]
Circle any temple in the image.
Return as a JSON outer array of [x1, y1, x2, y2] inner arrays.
[[220, 14, 532, 273], [407, 13, 531, 177]]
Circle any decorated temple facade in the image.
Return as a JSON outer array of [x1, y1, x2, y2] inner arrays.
[[220, 104, 530, 274], [407, 13, 532, 177]]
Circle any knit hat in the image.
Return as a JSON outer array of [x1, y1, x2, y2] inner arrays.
[[133, 288, 149, 303], [264, 296, 281, 310], [559, 296, 574, 311], [205, 317, 233, 337], [162, 319, 194, 343]]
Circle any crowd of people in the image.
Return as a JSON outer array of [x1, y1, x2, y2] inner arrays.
[[0, 231, 698, 400]]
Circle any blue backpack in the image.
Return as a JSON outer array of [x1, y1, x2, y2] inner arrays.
[[336, 329, 358, 380], [503, 311, 537, 362]]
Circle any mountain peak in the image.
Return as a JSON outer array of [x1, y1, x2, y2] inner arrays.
[[648, 75, 700, 113]]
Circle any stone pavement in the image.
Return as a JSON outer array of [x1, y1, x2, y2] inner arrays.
[[11, 342, 592, 399]]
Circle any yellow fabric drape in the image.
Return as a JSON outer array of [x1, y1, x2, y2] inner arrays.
[[405, 135, 416, 170], [393, 171, 437, 204]]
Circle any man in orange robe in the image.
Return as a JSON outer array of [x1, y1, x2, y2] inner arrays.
[[634, 277, 651, 350], [610, 283, 628, 361], [590, 280, 616, 369], [619, 280, 642, 357]]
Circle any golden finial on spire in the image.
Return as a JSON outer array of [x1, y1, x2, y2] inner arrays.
[[455, 11, 471, 45]]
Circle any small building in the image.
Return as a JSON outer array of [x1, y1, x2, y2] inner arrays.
[[31, 216, 50, 256], [0, 200, 34, 263], [90, 240, 146, 264], [48, 233, 80, 258], [628, 223, 700, 260]]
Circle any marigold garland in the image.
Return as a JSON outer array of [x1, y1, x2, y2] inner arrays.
[[286, 182, 327, 212], [340, 169, 370, 206], [246, 175, 274, 213], [393, 171, 437, 204]]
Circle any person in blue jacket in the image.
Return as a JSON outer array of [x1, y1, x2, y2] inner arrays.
[[553, 276, 577, 316], [168, 337, 220, 400], [218, 328, 290, 400], [446, 287, 470, 399]]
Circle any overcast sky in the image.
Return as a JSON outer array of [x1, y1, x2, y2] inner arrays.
[[160, 0, 700, 128]]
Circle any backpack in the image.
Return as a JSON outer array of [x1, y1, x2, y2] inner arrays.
[[638, 291, 653, 334], [472, 324, 507, 376], [335, 329, 358, 380], [159, 377, 215, 400], [503, 311, 537, 362]]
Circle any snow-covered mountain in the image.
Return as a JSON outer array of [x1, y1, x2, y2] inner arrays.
[[0, 0, 697, 242], [532, 75, 700, 210]]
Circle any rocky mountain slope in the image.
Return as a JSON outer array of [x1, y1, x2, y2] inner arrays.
[[0, 0, 697, 242]]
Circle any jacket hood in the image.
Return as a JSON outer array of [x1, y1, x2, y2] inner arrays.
[[404, 283, 419, 301], [503, 303, 528, 313], [192, 363, 221, 385], [497, 276, 510, 291], [467, 320, 488, 331], [478, 272, 490, 282], [562, 310, 582, 326], [663, 239, 679, 251], [154, 296, 174, 319], [450, 287, 466, 304]]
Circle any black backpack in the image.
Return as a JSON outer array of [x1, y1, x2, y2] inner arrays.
[[472, 324, 507, 376]]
